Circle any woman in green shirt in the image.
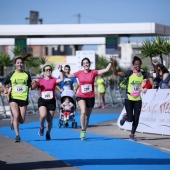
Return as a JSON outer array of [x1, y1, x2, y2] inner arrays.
[[2, 55, 35, 142], [96, 74, 107, 109]]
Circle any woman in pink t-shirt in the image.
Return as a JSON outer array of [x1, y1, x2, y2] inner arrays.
[[66, 57, 112, 140], [33, 65, 63, 140]]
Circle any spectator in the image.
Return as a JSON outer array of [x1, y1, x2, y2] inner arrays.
[[96, 74, 107, 109], [56, 65, 78, 94], [157, 64, 170, 89]]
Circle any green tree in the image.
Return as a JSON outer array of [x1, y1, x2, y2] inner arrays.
[[39, 56, 47, 65], [161, 39, 170, 68], [141, 38, 156, 64], [24, 57, 40, 75], [11, 46, 23, 58], [0, 52, 12, 76], [153, 36, 168, 64], [141, 36, 170, 65], [49, 63, 56, 71], [96, 56, 112, 77]]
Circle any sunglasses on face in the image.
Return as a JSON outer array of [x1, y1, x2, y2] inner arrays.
[[45, 68, 52, 72]]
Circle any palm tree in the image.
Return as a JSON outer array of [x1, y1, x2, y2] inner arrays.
[[141, 38, 156, 64], [49, 63, 56, 71], [153, 36, 167, 64], [0, 52, 12, 76], [24, 57, 40, 75], [39, 56, 47, 65], [11, 46, 23, 58], [161, 39, 170, 68], [34, 66, 42, 75]]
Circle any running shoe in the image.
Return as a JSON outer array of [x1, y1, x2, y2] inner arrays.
[[38, 127, 44, 136], [15, 135, 21, 142], [120, 113, 127, 126], [80, 130, 86, 140], [129, 134, 137, 141], [46, 132, 51, 140]]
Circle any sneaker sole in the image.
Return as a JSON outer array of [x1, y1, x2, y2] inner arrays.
[[46, 138, 51, 140], [38, 132, 44, 136], [15, 140, 20, 142], [81, 138, 86, 140], [15, 139, 20, 142], [129, 138, 137, 141]]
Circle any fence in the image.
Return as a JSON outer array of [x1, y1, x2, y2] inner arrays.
[[0, 85, 125, 119]]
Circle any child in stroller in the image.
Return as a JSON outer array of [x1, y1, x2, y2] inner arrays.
[[58, 79, 77, 128], [61, 96, 74, 125]]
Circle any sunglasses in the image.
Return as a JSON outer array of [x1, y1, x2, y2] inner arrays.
[[45, 68, 52, 72]]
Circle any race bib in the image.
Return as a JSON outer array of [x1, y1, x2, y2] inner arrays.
[[81, 84, 92, 93], [132, 84, 140, 92], [14, 85, 26, 93], [131, 84, 141, 97], [42, 91, 53, 99]]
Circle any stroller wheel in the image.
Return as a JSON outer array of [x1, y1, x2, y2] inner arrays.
[[74, 122, 77, 128], [64, 121, 69, 127], [58, 123, 61, 128], [58, 120, 62, 128]]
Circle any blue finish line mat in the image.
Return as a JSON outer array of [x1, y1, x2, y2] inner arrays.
[[0, 113, 170, 170]]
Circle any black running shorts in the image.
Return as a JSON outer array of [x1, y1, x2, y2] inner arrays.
[[9, 98, 28, 107], [76, 97, 95, 108], [38, 97, 56, 111]]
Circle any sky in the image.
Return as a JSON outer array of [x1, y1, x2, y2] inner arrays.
[[0, 0, 170, 43]]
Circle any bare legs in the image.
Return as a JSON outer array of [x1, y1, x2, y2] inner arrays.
[[98, 92, 106, 108], [10, 102, 27, 138], [39, 106, 54, 133], [77, 100, 92, 131]]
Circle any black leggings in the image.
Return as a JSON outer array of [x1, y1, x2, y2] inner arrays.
[[124, 99, 142, 134]]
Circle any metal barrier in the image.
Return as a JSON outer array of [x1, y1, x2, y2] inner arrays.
[[94, 84, 124, 108], [0, 84, 124, 119], [0, 87, 11, 118]]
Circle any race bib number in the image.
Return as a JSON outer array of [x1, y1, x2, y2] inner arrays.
[[132, 84, 140, 92], [42, 91, 53, 99], [81, 84, 92, 93], [14, 85, 26, 93]]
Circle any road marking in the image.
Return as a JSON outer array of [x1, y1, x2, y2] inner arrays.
[[160, 148, 170, 152], [138, 141, 152, 145]]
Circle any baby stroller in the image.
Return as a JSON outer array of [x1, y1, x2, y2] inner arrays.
[[58, 79, 78, 128]]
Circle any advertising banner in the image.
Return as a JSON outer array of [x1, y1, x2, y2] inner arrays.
[[117, 89, 170, 135], [48, 50, 95, 77]]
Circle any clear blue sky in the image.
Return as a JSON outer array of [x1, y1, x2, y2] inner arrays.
[[0, 0, 170, 44], [0, 0, 170, 25]]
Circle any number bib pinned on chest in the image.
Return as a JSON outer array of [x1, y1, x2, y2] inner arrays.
[[14, 85, 26, 93], [42, 91, 53, 99], [81, 84, 92, 93]]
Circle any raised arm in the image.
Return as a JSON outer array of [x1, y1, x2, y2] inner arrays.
[[110, 57, 124, 77], [98, 58, 112, 75], [65, 73, 75, 78], [56, 65, 64, 83]]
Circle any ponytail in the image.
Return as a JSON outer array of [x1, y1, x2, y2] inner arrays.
[[14, 52, 32, 63]]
